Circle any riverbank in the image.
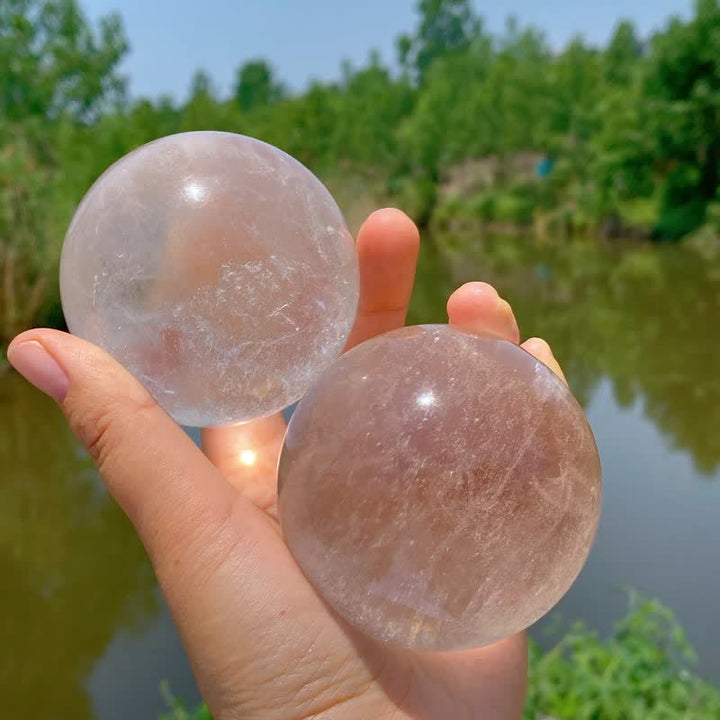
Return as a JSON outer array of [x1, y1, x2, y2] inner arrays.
[[4, 160, 720, 348], [428, 170, 720, 247]]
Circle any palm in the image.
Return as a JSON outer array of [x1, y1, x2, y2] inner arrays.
[[183, 477, 527, 720]]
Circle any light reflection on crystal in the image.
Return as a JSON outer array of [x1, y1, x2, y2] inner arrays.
[[239, 449, 257, 467], [183, 182, 207, 203], [416, 391, 436, 408]]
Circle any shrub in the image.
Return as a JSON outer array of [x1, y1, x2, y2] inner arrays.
[[525, 596, 720, 719], [159, 682, 212, 720]]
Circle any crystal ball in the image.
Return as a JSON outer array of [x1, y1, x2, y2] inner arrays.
[[279, 325, 602, 650], [60, 131, 359, 426]]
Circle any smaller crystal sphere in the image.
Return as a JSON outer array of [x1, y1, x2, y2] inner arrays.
[[60, 132, 359, 426], [278, 325, 602, 651]]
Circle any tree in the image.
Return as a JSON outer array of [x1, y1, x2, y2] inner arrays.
[[397, 0, 481, 83], [604, 20, 642, 85], [333, 52, 414, 168], [0, 1, 129, 342], [181, 69, 230, 131], [476, 21, 553, 160], [642, 0, 720, 237], [188, 69, 215, 102], [0, 0, 128, 122], [401, 19, 552, 176], [234, 59, 285, 111]]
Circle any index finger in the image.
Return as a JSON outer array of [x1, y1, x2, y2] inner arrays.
[[344, 208, 420, 350]]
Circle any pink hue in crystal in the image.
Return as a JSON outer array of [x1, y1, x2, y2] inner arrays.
[[279, 325, 602, 651]]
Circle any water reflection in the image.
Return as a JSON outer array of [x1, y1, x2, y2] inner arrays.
[[0, 375, 159, 717], [541, 378, 720, 681], [412, 235, 720, 476]]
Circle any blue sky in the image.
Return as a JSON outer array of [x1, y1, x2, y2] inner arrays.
[[81, 0, 693, 101]]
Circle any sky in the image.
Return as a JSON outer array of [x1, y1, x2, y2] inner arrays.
[[80, 0, 693, 102]]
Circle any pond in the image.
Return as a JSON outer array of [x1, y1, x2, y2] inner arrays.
[[2, 233, 719, 718]]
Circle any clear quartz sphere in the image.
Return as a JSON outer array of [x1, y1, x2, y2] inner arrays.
[[60, 131, 359, 426], [278, 325, 602, 651]]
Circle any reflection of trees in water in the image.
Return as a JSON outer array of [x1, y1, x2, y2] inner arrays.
[[416, 235, 720, 476], [0, 376, 158, 718]]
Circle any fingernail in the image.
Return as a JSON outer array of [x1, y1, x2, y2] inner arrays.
[[7, 341, 69, 403]]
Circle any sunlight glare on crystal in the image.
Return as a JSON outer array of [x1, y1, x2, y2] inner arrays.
[[183, 182, 207, 203], [416, 391, 436, 408], [239, 449, 257, 467]]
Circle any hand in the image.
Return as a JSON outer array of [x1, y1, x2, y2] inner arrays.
[[8, 209, 566, 720]]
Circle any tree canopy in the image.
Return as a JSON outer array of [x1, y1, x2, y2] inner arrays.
[[3, 0, 720, 342]]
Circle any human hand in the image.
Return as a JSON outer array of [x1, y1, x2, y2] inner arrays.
[[8, 209, 566, 720]]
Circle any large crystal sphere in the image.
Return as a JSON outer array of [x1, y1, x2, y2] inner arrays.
[[60, 131, 359, 426], [279, 325, 602, 650]]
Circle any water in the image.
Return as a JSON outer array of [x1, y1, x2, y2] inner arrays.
[[0, 372, 199, 717], [2, 234, 719, 717]]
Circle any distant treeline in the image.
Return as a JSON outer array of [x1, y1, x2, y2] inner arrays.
[[2, 0, 720, 341]]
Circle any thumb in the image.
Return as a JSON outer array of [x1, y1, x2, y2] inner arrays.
[[7, 329, 237, 569]]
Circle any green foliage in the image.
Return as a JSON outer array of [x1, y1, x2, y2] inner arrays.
[[641, 0, 720, 237], [435, 186, 537, 230], [397, 0, 481, 83], [159, 682, 212, 720], [4, 0, 720, 341], [604, 21, 642, 85], [526, 597, 720, 719], [617, 195, 661, 229], [234, 59, 285, 111], [0, 0, 129, 341], [157, 598, 720, 720], [0, 0, 127, 122]]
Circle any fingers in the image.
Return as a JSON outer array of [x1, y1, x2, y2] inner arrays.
[[344, 208, 420, 350], [7, 329, 237, 562], [447, 282, 567, 384], [521, 337, 567, 385], [447, 282, 520, 343]]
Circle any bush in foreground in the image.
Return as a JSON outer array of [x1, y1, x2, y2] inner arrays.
[[525, 596, 720, 719]]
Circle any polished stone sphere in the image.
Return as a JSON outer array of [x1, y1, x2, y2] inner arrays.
[[60, 131, 358, 426], [279, 325, 602, 651]]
